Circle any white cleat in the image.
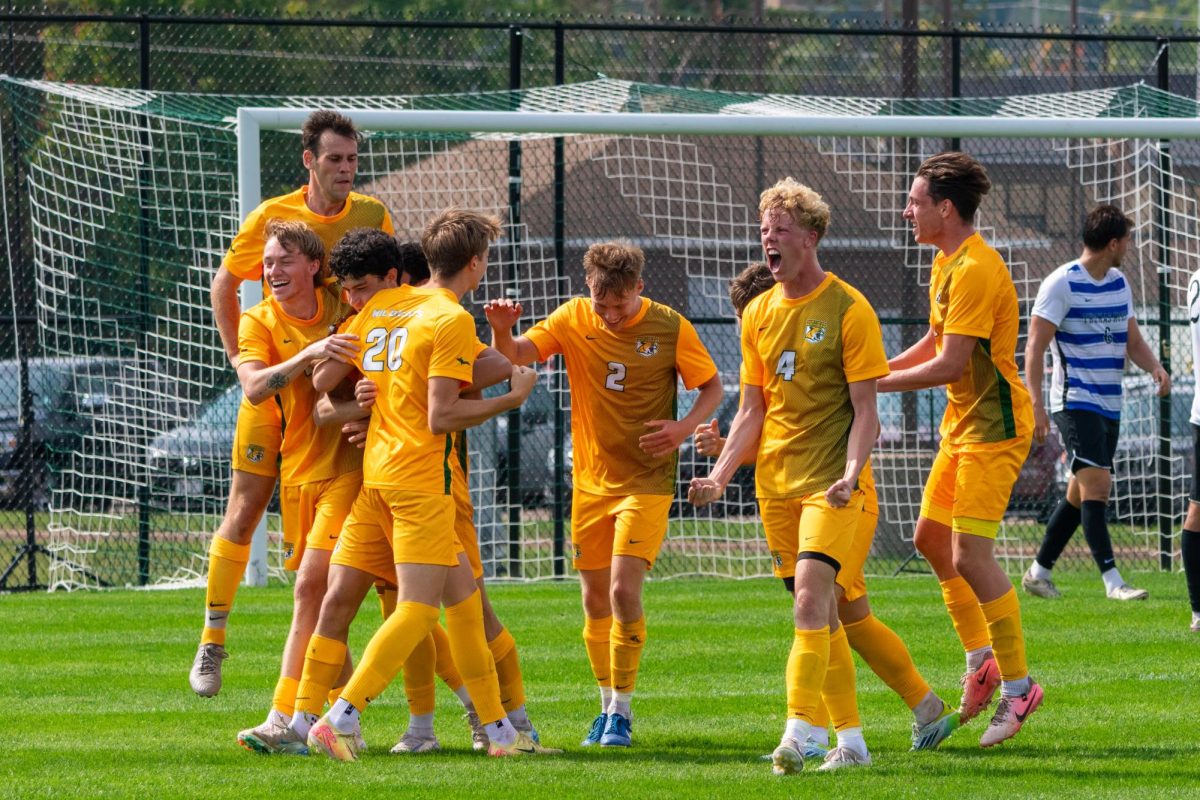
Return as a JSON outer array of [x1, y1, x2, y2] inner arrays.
[[1106, 583, 1148, 601], [817, 745, 872, 771], [771, 738, 805, 776], [390, 731, 440, 754], [189, 643, 227, 698], [1021, 568, 1061, 599]]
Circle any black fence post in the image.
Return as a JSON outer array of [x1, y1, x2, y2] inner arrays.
[[552, 21, 566, 579], [136, 14, 152, 586], [949, 32, 961, 152], [1155, 37, 1174, 572], [505, 24, 524, 579]]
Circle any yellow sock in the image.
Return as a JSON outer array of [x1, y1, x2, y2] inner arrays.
[[444, 591, 504, 725], [201, 537, 249, 646], [402, 632, 438, 716], [820, 626, 860, 731], [341, 602, 439, 712], [582, 614, 612, 688], [786, 626, 830, 723], [812, 697, 831, 731], [980, 588, 1028, 682], [488, 627, 525, 712], [939, 576, 991, 652], [611, 617, 647, 695], [271, 676, 299, 717], [296, 634, 347, 717], [844, 614, 931, 710], [327, 685, 344, 707], [376, 582, 397, 620], [432, 622, 464, 691]]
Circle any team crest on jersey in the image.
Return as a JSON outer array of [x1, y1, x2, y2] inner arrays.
[[771, 550, 784, 569], [635, 338, 660, 357], [804, 320, 827, 344], [573, 544, 583, 561], [283, 542, 294, 561], [245, 444, 266, 463]]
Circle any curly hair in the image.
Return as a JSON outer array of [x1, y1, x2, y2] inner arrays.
[[329, 228, 401, 281], [758, 178, 831, 240], [397, 241, 430, 285], [301, 110, 361, 154]]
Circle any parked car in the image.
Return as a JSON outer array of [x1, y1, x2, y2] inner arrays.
[[146, 384, 242, 511]]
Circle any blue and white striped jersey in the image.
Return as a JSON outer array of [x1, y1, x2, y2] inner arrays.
[[1031, 262, 1133, 419]]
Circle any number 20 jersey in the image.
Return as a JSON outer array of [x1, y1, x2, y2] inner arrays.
[[525, 296, 717, 496], [740, 275, 889, 500]]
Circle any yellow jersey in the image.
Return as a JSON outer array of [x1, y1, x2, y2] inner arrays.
[[929, 233, 1034, 444], [525, 296, 717, 496], [741, 275, 889, 500], [341, 285, 476, 494], [237, 281, 362, 486]]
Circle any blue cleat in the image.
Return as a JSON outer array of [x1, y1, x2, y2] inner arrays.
[[599, 712, 632, 747], [581, 713, 607, 746]]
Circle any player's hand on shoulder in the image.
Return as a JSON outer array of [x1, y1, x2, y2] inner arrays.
[[509, 364, 537, 398], [693, 418, 724, 458], [304, 332, 360, 364], [688, 476, 725, 507], [824, 479, 853, 508], [354, 378, 378, 409], [483, 298, 524, 330]]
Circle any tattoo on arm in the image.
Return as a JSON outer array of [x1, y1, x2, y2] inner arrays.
[[267, 372, 290, 391]]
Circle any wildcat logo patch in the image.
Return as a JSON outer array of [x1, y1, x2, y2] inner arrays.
[[804, 320, 827, 344], [635, 338, 659, 357], [771, 550, 784, 569], [245, 444, 266, 463]]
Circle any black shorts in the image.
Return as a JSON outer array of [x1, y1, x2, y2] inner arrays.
[[1191, 424, 1200, 503], [1053, 408, 1120, 474]]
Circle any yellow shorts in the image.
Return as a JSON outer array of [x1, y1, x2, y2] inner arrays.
[[331, 488, 394, 584], [452, 476, 483, 580], [835, 510, 876, 603], [759, 490, 865, 578], [230, 395, 281, 477], [279, 470, 362, 571], [571, 489, 673, 571], [920, 435, 1032, 539]]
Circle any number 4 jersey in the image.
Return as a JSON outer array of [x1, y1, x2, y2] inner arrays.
[[525, 296, 717, 496], [340, 284, 477, 495], [740, 274, 889, 500]]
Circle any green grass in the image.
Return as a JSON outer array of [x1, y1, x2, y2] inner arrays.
[[1, 572, 1198, 799]]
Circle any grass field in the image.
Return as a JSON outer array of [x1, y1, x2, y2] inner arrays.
[[2, 570, 1197, 799]]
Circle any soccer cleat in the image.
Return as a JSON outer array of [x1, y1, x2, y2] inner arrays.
[[188, 642, 227, 698], [817, 746, 872, 771], [389, 731, 440, 754], [770, 738, 804, 776], [512, 718, 541, 745], [958, 653, 1001, 725], [581, 713, 607, 746], [802, 738, 829, 760], [1107, 583, 1149, 601], [1021, 568, 1061, 599], [911, 701, 960, 751], [237, 718, 309, 755], [1191, 616, 1200, 634], [599, 711, 632, 747], [307, 717, 362, 762], [487, 730, 562, 757], [980, 681, 1044, 747], [464, 711, 489, 752]]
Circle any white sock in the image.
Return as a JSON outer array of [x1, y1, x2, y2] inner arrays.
[[407, 712, 434, 738], [912, 690, 945, 727], [506, 705, 531, 729], [289, 711, 318, 738], [607, 691, 633, 720], [1101, 567, 1124, 592], [328, 698, 361, 734], [487, 717, 517, 747], [448, 685, 471, 709], [1192, 610, 1200, 625], [599, 686, 614, 714], [1001, 677, 1032, 697], [783, 718, 812, 745], [267, 708, 291, 727], [807, 726, 830, 747], [966, 646, 993, 672], [1029, 562, 1052, 581], [204, 609, 228, 630], [835, 726, 868, 758]]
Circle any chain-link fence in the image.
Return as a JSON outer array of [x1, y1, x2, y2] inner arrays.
[[3, 11, 1200, 589]]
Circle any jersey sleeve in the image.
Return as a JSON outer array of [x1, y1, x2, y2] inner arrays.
[[222, 203, 269, 282], [1030, 269, 1068, 327], [841, 297, 890, 383], [675, 317, 719, 390], [524, 301, 572, 361], [429, 311, 478, 384], [739, 301, 766, 388], [942, 258, 997, 339], [237, 310, 274, 368], [381, 208, 396, 236]]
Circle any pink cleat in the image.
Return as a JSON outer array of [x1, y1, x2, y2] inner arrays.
[[980, 681, 1044, 747], [958, 653, 1001, 725]]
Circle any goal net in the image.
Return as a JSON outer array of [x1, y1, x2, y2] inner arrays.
[[2, 76, 1197, 589]]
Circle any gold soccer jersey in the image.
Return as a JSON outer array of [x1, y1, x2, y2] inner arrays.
[[740, 275, 889, 499], [340, 285, 476, 494], [524, 296, 717, 496], [929, 233, 1034, 444]]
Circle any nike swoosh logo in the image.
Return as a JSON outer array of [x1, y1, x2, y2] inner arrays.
[[515, 746, 537, 753], [208, 602, 222, 608], [283, 338, 293, 343], [1015, 707, 1031, 722], [628, 539, 643, 544], [758, 325, 768, 331], [585, 335, 597, 340]]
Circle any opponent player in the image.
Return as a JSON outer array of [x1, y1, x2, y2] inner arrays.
[[878, 152, 1042, 747], [485, 241, 722, 749], [191, 110, 394, 697], [305, 209, 556, 760], [1022, 204, 1167, 601], [694, 262, 958, 756], [689, 180, 888, 774]]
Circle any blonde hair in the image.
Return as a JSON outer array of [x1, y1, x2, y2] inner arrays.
[[583, 240, 644, 299], [421, 208, 502, 278], [758, 178, 831, 241], [264, 218, 326, 284]]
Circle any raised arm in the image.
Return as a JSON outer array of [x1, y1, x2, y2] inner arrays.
[[483, 298, 542, 366], [878, 332, 974, 394], [1127, 317, 1171, 398], [1023, 315, 1057, 444], [462, 346, 514, 394], [428, 365, 537, 435]]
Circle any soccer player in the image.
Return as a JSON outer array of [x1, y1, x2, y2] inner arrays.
[[305, 209, 556, 760], [229, 219, 363, 754], [1022, 204, 1168, 601], [484, 241, 722, 749], [191, 109, 394, 698], [1184, 266, 1200, 634], [878, 152, 1042, 748], [695, 262, 958, 756], [689, 180, 887, 774]]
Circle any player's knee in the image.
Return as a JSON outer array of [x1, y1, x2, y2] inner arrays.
[[293, 570, 328, 611], [609, 581, 641, 618]]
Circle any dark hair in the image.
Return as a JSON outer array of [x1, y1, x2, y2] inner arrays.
[[1082, 204, 1133, 251], [301, 110, 361, 155], [329, 228, 400, 280], [421, 208, 502, 279], [398, 241, 430, 285], [916, 151, 992, 222], [729, 262, 775, 317]]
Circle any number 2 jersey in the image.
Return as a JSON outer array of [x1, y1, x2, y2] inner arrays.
[[740, 274, 889, 500], [525, 296, 718, 496]]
